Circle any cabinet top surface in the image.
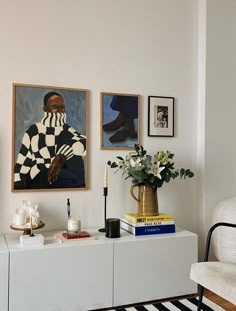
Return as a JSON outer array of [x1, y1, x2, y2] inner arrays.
[[0, 235, 8, 251], [4, 227, 197, 251]]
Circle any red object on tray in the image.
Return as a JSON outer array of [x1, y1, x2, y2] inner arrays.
[[62, 231, 91, 239]]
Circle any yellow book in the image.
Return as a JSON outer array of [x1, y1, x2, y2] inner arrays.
[[124, 212, 173, 224]]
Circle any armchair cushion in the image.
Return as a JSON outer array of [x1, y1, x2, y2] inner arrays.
[[190, 261, 236, 305]]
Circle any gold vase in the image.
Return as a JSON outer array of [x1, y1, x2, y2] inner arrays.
[[130, 184, 159, 216]]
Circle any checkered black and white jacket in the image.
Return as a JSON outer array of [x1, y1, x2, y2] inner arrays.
[[14, 112, 86, 185]]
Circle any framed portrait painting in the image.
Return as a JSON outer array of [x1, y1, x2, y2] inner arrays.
[[100, 92, 140, 149], [12, 83, 89, 192], [148, 96, 174, 137]]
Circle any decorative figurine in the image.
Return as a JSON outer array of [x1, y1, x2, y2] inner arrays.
[[21, 200, 40, 225]]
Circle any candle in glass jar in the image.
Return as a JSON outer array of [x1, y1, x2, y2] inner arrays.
[[104, 166, 108, 188], [67, 217, 81, 234]]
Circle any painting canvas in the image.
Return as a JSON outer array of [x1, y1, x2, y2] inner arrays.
[[100, 92, 140, 149], [12, 83, 89, 192], [148, 96, 174, 137]]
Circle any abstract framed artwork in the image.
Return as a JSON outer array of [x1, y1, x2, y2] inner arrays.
[[100, 92, 140, 150], [148, 96, 174, 137], [12, 83, 89, 192]]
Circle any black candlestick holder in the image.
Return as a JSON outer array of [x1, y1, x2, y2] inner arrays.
[[98, 187, 108, 232]]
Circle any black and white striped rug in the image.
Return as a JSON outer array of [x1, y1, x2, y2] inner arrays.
[[108, 297, 224, 311]]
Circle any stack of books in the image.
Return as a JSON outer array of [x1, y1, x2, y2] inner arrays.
[[120, 213, 175, 236]]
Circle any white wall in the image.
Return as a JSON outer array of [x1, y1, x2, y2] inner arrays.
[[203, 0, 236, 245], [0, 1, 198, 236], [197, 0, 207, 258]]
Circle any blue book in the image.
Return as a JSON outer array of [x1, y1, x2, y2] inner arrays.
[[121, 219, 175, 236]]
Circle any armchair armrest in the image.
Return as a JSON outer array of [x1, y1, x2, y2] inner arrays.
[[203, 222, 236, 262]]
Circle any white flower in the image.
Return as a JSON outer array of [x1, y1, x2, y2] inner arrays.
[[130, 158, 136, 167], [130, 157, 142, 168], [152, 161, 165, 179], [155, 151, 171, 165]]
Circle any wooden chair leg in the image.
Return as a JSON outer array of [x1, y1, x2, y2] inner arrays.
[[198, 285, 205, 310]]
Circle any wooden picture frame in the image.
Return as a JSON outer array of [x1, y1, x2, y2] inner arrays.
[[12, 83, 89, 192], [100, 92, 140, 150], [148, 96, 174, 137]]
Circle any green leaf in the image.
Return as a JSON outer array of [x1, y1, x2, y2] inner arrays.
[[180, 168, 185, 178], [110, 162, 118, 168], [134, 144, 139, 152], [117, 156, 124, 160]]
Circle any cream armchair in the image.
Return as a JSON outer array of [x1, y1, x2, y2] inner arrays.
[[190, 222, 236, 310]]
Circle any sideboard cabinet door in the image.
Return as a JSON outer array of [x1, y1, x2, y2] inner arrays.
[[8, 242, 113, 311], [113, 230, 198, 306]]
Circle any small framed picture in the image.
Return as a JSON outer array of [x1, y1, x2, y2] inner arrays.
[[148, 96, 174, 137], [100, 92, 140, 149]]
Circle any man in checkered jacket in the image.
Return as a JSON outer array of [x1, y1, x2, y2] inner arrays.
[[14, 91, 86, 189]]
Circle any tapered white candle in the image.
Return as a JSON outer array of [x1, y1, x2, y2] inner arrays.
[[104, 166, 108, 188], [30, 216, 33, 236]]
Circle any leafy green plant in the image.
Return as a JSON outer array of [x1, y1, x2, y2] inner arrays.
[[108, 144, 194, 190]]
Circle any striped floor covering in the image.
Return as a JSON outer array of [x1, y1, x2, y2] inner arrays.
[[109, 297, 225, 311]]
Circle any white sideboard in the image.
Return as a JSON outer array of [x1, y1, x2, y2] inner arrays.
[[0, 235, 9, 311], [4, 228, 198, 311]]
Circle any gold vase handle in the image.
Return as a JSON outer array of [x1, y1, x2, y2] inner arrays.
[[130, 185, 140, 202]]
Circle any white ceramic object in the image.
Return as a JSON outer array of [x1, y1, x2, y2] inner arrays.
[[212, 197, 236, 263], [13, 208, 26, 225]]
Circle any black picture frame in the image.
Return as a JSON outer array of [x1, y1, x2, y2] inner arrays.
[[148, 96, 174, 137]]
